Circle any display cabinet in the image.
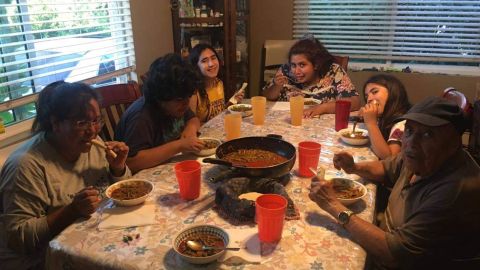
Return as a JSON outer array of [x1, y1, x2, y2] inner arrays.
[[170, 0, 249, 98]]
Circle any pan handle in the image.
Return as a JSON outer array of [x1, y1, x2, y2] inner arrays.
[[202, 158, 234, 167], [266, 134, 283, 140]]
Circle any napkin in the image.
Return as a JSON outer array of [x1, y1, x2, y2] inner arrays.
[[218, 228, 261, 263], [97, 203, 157, 230]]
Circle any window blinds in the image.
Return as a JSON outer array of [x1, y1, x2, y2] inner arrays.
[[293, 0, 480, 71], [0, 0, 136, 122]]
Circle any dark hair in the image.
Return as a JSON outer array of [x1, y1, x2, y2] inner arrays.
[[32, 81, 99, 133], [143, 53, 202, 106], [188, 44, 223, 99], [288, 38, 334, 79], [363, 74, 411, 139]]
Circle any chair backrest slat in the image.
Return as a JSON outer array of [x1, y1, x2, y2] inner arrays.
[[96, 81, 141, 141]]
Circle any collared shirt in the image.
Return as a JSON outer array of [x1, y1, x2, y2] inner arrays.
[[380, 149, 480, 269]]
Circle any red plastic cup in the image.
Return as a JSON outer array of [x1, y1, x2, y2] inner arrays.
[[255, 194, 287, 243], [174, 160, 201, 200], [298, 141, 321, 177], [335, 100, 351, 131]]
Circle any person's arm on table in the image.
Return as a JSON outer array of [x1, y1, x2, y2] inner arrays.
[[309, 179, 397, 267], [303, 95, 360, 118], [333, 151, 386, 184], [126, 137, 203, 173]]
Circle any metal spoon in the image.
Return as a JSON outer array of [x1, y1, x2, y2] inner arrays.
[[350, 121, 358, 138], [186, 240, 240, 251]]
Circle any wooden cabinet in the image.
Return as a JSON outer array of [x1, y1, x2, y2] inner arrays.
[[170, 0, 249, 98]]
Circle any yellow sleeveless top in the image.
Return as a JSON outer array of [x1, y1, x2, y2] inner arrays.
[[196, 79, 225, 123]]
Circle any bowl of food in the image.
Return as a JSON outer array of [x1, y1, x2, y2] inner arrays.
[[338, 128, 369, 146], [173, 224, 229, 264], [227, 104, 253, 117], [195, 137, 222, 156], [330, 178, 367, 206], [304, 98, 320, 107], [105, 178, 154, 206]]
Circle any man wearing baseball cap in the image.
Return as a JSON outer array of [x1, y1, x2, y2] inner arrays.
[[309, 96, 480, 269]]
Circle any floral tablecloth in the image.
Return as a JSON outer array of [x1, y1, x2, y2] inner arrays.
[[47, 103, 378, 270]]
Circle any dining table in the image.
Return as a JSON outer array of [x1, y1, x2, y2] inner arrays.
[[46, 101, 378, 270]]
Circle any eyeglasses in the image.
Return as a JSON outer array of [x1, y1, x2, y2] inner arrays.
[[72, 116, 104, 130]]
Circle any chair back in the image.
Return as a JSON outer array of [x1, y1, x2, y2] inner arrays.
[[95, 81, 142, 141], [260, 39, 349, 87]]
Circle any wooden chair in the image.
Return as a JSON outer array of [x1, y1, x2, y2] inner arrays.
[[260, 39, 349, 87], [95, 81, 142, 141]]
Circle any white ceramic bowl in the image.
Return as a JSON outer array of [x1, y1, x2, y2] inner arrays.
[[105, 178, 154, 207], [330, 178, 367, 206], [304, 98, 321, 107], [194, 137, 222, 156], [338, 128, 369, 146], [173, 224, 229, 264], [227, 104, 253, 117]]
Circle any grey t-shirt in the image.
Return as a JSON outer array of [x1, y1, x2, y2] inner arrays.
[[381, 149, 480, 269], [0, 133, 130, 269]]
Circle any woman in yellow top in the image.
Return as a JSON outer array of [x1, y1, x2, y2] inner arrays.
[[189, 44, 244, 123]]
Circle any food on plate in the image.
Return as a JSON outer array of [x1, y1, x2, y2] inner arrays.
[[201, 139, 220, 149], [110, 181, 152, 200], [177, 233, 225, 257], [341, 131, 368, 140], [229, 104, 252, 112], [223, 149, 288, 167], [333, 183, 364, 199], [238, 192, 263, 201]]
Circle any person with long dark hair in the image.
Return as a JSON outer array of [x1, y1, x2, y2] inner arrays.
[[188, 44, 243, 123], [115, 53, 204, 173], [360, 74, 411, 159], [262, 37, 360, 117], [0, 81, 130, 269]]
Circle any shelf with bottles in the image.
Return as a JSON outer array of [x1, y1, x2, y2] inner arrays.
[[178, 17, 224, 28]]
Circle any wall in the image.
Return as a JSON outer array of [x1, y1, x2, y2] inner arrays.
[[246, 0, 480, 103], [249, 0, 293, 96], [130, 0, 173, 78], [350, 71, 480, 105]]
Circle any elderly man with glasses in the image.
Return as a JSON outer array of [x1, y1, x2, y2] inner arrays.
[[309, 96, 480, 269]]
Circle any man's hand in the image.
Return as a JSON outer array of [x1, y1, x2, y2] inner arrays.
[[333, 152, 356, 174], [308, 177, 344, 214]]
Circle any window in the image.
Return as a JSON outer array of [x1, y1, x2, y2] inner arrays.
[[0, 0, 136, 126], [293, 0, 480, 75]]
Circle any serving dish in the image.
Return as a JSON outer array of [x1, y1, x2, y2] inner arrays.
[[105, 178, 154, 206], [227, 104, 253, 117], [173, 224, 229, 264], [338, 128, 369, 146]]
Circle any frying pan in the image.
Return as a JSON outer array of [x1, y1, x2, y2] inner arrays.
[[203, 135, 296, 178]]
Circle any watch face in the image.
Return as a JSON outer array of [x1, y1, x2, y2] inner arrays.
[[338, 211, 353, 225]]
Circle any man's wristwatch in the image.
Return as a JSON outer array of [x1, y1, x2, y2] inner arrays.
[[338, 210, 355, 225]]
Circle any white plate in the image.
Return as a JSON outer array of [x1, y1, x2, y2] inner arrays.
[[330, 178, 367, 206], [337, 128, 369, 146], [227, 104, 252, 117], [194, 137, 222, 156], [105, 178, 154, 207]]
